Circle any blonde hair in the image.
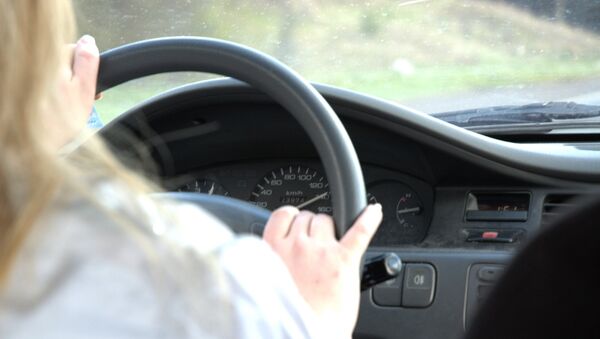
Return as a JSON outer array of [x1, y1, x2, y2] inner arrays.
[[0, 3, 236, 335], [0, 0, 73, 284], [0, 0, 155, 285]]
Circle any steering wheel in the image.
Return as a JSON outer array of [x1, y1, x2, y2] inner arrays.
[[97, 37, 366, 238]]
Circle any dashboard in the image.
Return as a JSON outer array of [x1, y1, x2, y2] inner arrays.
[[103, 78, 600, 339], [169, 160, 434, 246]]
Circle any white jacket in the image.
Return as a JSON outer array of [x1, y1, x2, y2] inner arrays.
[[0, 182, 317, 338]]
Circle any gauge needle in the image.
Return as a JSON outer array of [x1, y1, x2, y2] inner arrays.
[[208, 183, 215, 195], [397, 207, 421, 215], [295, 192, 329, 209]]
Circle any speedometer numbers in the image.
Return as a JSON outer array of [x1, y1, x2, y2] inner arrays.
[[250, 165, 332, 214]]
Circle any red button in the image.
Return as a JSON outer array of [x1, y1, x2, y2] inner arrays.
[[482, 231, 499, 239]]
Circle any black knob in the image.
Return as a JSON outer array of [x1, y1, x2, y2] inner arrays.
[[361, 253, 403, 291]]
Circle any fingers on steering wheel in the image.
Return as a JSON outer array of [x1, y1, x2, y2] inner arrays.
[[72, 35, 99, 95], [263, 206, 299, 243], [309, 213, 335, 240], [288, 211, 314, 238], [340, 204, 383, 257]]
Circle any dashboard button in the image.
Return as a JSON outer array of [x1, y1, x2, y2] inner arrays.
[[373, 276, 403, 307], [465, 264, 506, 329], [482, 231, 499, 239], [465, 229, 523, 243], [477, 265, 504, 283], [402, 263, 436, 308]]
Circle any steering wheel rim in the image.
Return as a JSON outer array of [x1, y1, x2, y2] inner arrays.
[[97, 37, 366, 237]]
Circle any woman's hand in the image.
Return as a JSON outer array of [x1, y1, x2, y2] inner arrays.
[[263, 204, 383, 338], [66, 35, 99, 114], [51, 35, 99, 148]]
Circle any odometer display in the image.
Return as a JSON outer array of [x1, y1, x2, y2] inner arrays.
[[250, 165, 331, 214]]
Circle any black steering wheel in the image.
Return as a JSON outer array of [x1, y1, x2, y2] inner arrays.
[[97, 37, 366, 238]]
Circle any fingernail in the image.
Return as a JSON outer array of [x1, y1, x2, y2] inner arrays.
[[370, 203, 382, 211], [363, 204, 382, 231], [79, 34, 95, 45]]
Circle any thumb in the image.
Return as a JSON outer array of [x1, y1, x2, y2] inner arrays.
[[340, 204, 382, 258], [72, 35, 100, 95]]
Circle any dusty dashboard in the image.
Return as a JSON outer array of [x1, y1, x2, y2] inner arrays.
[[101, 79, 600, 339], [167, 159, 434, 246]]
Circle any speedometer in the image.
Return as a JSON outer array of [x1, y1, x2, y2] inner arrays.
[[250, 165, 331, 214]]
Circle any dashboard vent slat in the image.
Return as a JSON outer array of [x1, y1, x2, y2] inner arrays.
[[541, 194, 577, 227]]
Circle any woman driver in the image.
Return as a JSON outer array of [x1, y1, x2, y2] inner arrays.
[[0, 1, 382, 338]]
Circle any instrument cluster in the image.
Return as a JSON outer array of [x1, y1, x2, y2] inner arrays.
[[169, 160, 434, 246]]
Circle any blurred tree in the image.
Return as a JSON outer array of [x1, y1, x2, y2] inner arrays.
[[554, 0, 566, 22], [74, 0, 198, 49], [499, 0, 600, 32], [274, 0, 301, 64]]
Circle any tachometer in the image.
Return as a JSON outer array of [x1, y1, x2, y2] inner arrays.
[[250, 165, 331, 214], [178, 178, 230, 196]]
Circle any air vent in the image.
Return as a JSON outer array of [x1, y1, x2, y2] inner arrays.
[[541, 194, 577, 227]]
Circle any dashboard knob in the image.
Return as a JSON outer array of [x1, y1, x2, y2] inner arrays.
[[361, 253, 403, 291]]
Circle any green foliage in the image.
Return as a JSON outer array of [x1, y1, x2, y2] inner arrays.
[[360, 10, 381, 37], [73, 0, 600, 121]]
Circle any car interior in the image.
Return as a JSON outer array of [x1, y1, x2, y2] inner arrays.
[[77, 1, 600, 338], [93, 37, 600, 339]]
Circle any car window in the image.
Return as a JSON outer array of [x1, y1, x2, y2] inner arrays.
[[73, 0, 600, 122]]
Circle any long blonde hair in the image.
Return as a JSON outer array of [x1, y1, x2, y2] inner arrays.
[[0, 2, 236, 336], [0, 0, 154, 285]]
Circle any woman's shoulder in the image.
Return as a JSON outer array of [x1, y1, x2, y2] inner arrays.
[[0, 182, 237, 338], [47, 180, 236, 254], [1, 182, 318, 338]]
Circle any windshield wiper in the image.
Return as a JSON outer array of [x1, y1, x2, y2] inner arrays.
[[432, 102, 600, 133]]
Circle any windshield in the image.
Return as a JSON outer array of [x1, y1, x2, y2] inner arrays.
[[74, 0, 600, 124]]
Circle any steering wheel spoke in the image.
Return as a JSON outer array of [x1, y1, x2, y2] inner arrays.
[[153, 192, 270, 235]]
